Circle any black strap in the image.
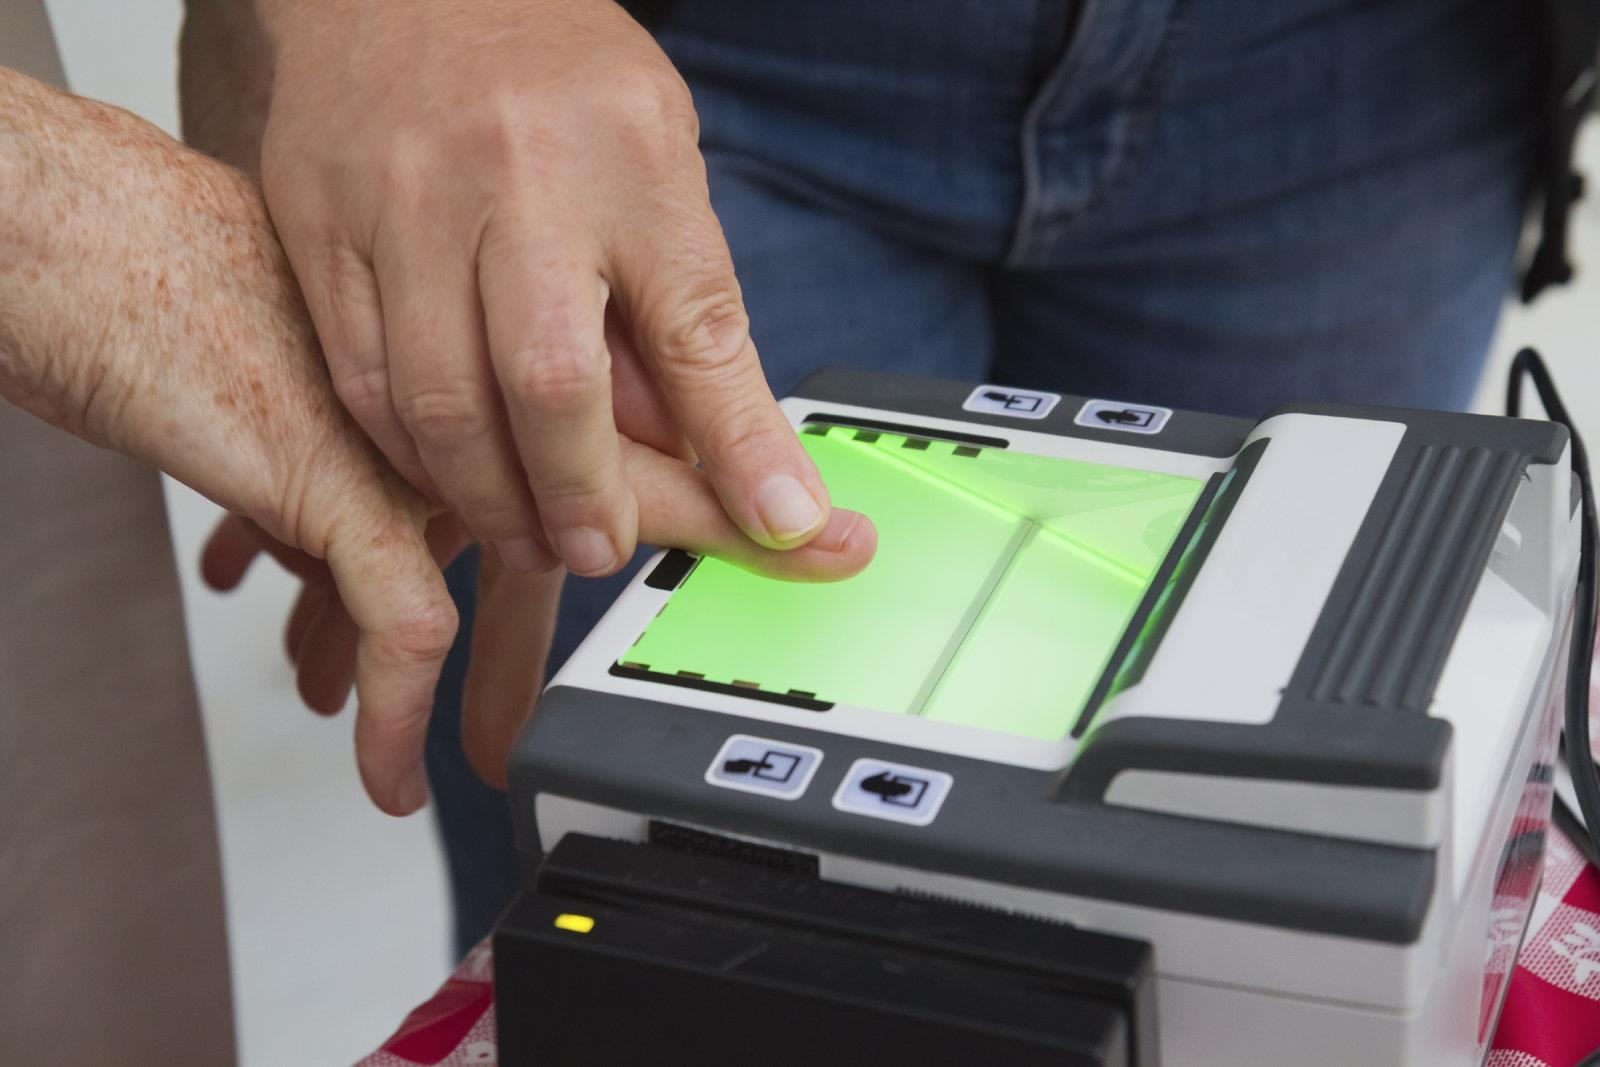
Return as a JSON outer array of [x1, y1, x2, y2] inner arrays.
[[1523, 0, 1600, 303]]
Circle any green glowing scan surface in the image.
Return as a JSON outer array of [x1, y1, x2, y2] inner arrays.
[[619, 425, 1202, 740]]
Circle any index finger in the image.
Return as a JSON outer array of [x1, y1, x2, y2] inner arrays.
[[608, 197, 831, 552]]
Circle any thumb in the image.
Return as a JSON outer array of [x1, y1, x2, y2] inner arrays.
[[323, 490, 457, 816]]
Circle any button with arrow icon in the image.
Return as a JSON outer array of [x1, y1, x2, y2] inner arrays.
[[832, 759, 953, 826], [705, 734, 823, 800], [1073, 398, 1172, 435], [962, 383, 1060, 420]]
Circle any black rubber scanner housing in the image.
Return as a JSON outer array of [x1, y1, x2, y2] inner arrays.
[[495, 832, 1157, 1066]]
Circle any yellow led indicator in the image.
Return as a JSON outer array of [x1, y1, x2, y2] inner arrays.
[[553, 913, 595, 934]]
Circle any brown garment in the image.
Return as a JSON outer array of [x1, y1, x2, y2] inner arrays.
[[0, 4, 235, 1063], [0, 0, 65, 86]]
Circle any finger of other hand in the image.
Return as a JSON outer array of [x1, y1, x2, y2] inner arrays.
[[286, 583, 331, 664], [377, 228, 554, 575], [480, 216, 636, 578], [295, 596, 359, 716], [302, 246, 438, 497], [200, 512, 265, 591]]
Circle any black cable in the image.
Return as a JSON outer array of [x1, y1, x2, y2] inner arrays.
[[1555, 791, 1600, 869], [1505, 348, 1600, 875], [1507, 349, 1600, 1067]]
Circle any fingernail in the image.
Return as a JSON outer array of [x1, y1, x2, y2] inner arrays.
[[755, 474, 825, 543], [557, 526, 617, 577], [397, 764, 429, 815], [493, 536, 549, 575]]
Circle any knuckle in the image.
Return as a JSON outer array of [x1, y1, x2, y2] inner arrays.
[[711, 408, 788, 464], [382, 598, 458, 666], [329, 365, 390, 419], [649, 285, 750, 374], [374, 159, 410, 203], [456, 492, 536, 538], [507, 348, 610, 412], [471, 97, 540, 178], [533, 471, 617, 507], [375, 132, 433, 203], [395, 385, 485, 447], [606, 65, 696, 135], [322, 247, 381, 313]]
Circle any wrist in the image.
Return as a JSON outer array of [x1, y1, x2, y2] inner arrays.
[[0, 68, 80, 260], [0, 130, 44, 245], [0, 73, 174, 447], [0, 65, 51, 192], [0, 71, 60, 414]]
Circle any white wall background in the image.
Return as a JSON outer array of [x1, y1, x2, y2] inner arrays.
[[33, 1, 1600, 1064]]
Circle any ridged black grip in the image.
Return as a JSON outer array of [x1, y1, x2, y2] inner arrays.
[[1300, 444, 1530, 712]]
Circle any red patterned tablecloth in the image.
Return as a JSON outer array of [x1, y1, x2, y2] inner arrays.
[[361, 827, 1600, 1067]]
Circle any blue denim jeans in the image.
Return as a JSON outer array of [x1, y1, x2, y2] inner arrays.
[[426, 0, 1540, 956]]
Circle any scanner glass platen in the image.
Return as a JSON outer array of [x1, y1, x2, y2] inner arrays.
[[620, 424, 1203, 739]]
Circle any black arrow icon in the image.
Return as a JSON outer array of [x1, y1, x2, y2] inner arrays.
[[859, 770, 926, 806], [723, 757, 773, 776], [861, 771, 912, 799], [722, 750, 801, 783], [1096, 408, 1150, 426], [980, 389, 1044, 412]]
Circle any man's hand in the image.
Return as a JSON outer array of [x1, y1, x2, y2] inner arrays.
[[0, 70, 459, 815], [256, 0, 832, 579]]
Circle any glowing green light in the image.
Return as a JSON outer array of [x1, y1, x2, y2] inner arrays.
[[622, 426, 1202, 740]]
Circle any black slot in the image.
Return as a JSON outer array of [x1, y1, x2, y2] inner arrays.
[[801, 411, 1009, 449], [647, 820, 819, 877], [608, 663, 833, 711], [643, 549, 700, 591]]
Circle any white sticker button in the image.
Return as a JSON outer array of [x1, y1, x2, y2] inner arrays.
[[962, 384, 1061, 420], [1074, 398, 1172, 435], [832, 759, 953, 826], [705, 735, 823, 801]]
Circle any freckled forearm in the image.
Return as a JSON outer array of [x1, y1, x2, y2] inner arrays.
[[0, 54, 380, 542], [0, 69, 156, 437], [0, 67, 217, 446], [0, 65, 54, 237], [0, 67, 71, 420]]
